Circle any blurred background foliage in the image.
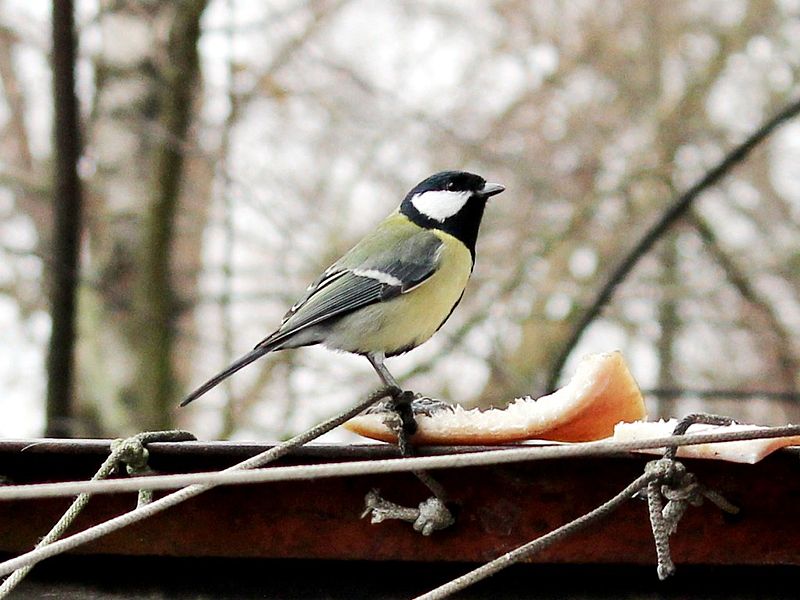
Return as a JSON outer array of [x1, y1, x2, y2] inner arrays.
[[1, 0, 800, 440]]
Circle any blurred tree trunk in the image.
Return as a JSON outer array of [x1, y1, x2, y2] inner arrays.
[[135, 0, 208, 429], [45, 0, 83, 437], [655, 235, 679, 419], [77, 1, 210, 434]]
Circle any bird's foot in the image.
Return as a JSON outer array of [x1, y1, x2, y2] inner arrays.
[[365, 393, 454, 418], [366, 391, 458, 455], [406, 394, 455, 417], [366, 388, 459, 455], [366, 388, 416, 434]]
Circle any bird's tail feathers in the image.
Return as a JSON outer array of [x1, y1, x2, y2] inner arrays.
[[179, 342, 276, 407]]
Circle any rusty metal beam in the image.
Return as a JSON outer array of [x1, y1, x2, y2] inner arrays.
[[1, 440, 798, 566]]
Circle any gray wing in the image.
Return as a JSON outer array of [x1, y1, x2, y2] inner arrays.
[[257, 231, 443, 349]]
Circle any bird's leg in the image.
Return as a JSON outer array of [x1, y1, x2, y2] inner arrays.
[[366, 352, 400, 389], [365, 353, 418, 443]]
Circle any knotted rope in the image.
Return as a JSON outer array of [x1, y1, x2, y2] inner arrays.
[[0, 430, 195, 598]]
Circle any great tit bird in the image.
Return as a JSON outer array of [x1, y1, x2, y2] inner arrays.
[[180, 171, 504, 407]]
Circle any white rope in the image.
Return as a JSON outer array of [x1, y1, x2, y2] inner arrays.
[[1, 424, 798, 502], [0, 389, 388, 581], [413, 471, 657, 600], [0, 451, 118, 596], [0, 430, 194, 597], [1, 422, 797, 581], [413, 436, 745, 599]]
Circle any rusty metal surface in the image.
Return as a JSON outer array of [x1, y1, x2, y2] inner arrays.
[[1, 439, 799, 566]]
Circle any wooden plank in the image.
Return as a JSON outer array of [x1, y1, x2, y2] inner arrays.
[[1, 440, 798, 566]]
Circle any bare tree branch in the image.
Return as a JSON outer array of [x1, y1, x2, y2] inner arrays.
[[547, 97, 800, 391], [689, 210, 800, 390], [0, 24, 48, 237]]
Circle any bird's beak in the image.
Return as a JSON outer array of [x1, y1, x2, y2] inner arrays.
[[481, 182, 505, 197]]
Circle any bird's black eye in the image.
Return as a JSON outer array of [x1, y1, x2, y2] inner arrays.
[[446, 181, 456, 191]]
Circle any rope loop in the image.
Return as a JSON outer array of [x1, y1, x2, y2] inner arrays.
[[369, 391, 455, 535], [415, 496, 455, 535], [645, 413, 741, 580], [117, 431, 195, 507], [362, 489, 454, 536], [110, 437, 150, 476], [0, 429, 196, 598], [111, 430, 196, 478]]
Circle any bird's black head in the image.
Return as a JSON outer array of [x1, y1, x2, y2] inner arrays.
[[400, 171, 504, 259]]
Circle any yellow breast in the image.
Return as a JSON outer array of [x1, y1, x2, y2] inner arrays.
[[329, 230, 473, 355]]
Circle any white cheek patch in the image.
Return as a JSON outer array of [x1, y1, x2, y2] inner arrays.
[[411, 190, 471, 222]]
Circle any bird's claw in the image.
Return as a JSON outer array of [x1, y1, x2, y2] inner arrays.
[[407, 395, 455, 417], [366, 388, 454, 452], [366, 393, 454, 418]]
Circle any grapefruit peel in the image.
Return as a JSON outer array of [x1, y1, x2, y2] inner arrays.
[[345, 350, 645, 445]]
